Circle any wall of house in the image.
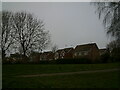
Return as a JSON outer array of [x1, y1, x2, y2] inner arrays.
[[89, 45, 100, 61], [30, 54, 40, 62], [73, 45, 100, 61], [64, 52, 73, 59], [73, 51, 89, 59]]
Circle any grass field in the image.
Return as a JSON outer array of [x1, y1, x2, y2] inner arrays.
[[2, 62, 120, 88]]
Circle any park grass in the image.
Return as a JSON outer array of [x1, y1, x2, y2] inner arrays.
[[3, 71, 120, 88], [2, 62, 120, 88], [3, 62, 120, 76]]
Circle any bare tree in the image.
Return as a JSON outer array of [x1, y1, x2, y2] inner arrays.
[[1, 11, 15, 59], [13, 11, 50, 57], [93, 2, 120, 41], [51, 44, 58, 53]]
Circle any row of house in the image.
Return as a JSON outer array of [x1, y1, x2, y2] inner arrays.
[[29, 43, 108, 62], [7, 43, 108, 63]]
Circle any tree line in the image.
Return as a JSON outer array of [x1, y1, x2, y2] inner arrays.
[[1, 11, 51, 60]]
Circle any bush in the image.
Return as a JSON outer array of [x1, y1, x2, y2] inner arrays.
[[100, 52, 110, 63], [110, 47, 120, 62]]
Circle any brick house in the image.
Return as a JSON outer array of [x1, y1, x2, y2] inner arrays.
[[29, 52, 42, 62], [73, 43, 100, 61], [99, 48, 107, 56], [63, 48, 74, 59], [54, 47, 74, 60], [10, 53, 28, 63], [54, 49, 64, 60], [47, 52, 55, 60], [40, 52, 49, 61], [40, 51, 54, 61]]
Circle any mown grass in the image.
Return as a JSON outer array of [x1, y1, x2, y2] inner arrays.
[[3, 62, 120, 76], [2, 62, 120, 88], [3, 71, 120, 88]]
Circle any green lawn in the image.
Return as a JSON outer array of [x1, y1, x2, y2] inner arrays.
[[2, 62, 120, 88]]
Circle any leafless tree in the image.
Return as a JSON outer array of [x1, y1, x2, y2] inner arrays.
[[51, 44, 58, 53], [93, 2, 120, 41], [1, 11, 16, 59], [12, 11, 50, 57]]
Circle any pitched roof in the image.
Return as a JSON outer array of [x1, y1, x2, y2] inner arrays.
[[99, 48, 107, 54], [63, 47, 74, 53], [99, 48, 106, 52], [74, 43, 98, 52]]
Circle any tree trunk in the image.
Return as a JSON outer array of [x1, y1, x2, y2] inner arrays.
[[2, 49, 6, 60]]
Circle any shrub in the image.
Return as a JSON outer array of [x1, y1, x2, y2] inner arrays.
[[100, 52, 110, 63]]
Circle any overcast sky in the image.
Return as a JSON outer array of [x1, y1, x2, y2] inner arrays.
[[2, 2, 110, 50]]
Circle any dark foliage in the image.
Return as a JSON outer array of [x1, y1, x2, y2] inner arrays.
[[56, 58, 92, 64], [100, 52, 110, 63], [110, 47, 120, 62], [3, 58, 93, 64]]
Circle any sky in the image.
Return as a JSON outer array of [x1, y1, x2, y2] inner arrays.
[[2, 2, 110, 50]]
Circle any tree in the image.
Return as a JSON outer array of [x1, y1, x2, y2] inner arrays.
[[1, 11, 16, 59], [93, 2, 120, 41], [107, 40, 120, 61], [107, 40, 118, 52], [12, 11, 50, 57], [51, 44, 58, 53]]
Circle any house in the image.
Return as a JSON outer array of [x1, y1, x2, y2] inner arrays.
[[54, 47, 74, 60], [29, 52, 42, 62], [73, 43, 100, 61], [63, 48, 74, 59], [47, 52, 55, 60], [40, 51, 54, 61], [54, 49, 65, 60], [40, 52, 49, 61], [10, 53, 28, 63], [99, 48, 108, 56]]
